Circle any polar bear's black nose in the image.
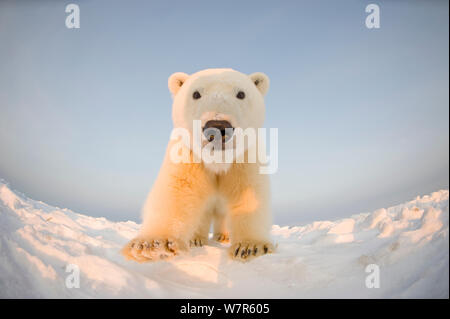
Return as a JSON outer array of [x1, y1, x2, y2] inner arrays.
[[203, 120, 234, 143]]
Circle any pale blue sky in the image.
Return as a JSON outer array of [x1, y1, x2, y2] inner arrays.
[[0, 0, 448, 225]]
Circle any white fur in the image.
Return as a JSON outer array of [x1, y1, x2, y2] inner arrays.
[[122, 68, 274, 262]]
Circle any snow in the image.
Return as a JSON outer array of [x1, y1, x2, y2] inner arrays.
[[0, 180, 448, 298]]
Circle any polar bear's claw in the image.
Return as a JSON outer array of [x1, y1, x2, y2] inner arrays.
[[230, 241, 274, 261], [214, 233, 230, 243], [122, 237, 185, 262], [189, 237, 206, 247]]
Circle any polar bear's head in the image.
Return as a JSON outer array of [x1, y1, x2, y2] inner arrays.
[[168, 68, 269, 173]]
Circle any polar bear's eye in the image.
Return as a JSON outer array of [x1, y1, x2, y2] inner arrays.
[[193, 91, 201, 100], [236, 91, 245, 99]]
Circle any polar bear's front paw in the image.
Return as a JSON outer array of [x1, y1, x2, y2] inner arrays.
[[229, 241, 274, 261], [122, 237, 185, 262]]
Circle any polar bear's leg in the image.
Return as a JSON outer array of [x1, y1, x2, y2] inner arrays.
[[213, 212, 229, 243], [124, 196, 208, 261], [228, 209, 275, 261], [220, 164, 274, 261], [190, 212, 212, 247], [122, 153, 215, 262]]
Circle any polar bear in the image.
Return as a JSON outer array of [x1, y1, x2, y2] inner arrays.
[[122, 68, 274, 262]]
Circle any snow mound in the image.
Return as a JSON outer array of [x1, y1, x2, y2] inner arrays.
[[0, 181, 448, 298]]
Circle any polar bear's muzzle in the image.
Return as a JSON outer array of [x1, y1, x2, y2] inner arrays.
[[203, 120, 234, 144]]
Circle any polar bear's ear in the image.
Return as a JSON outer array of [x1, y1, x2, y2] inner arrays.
[[249, 72, 270, 96], [168, 72, 189, 95]]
